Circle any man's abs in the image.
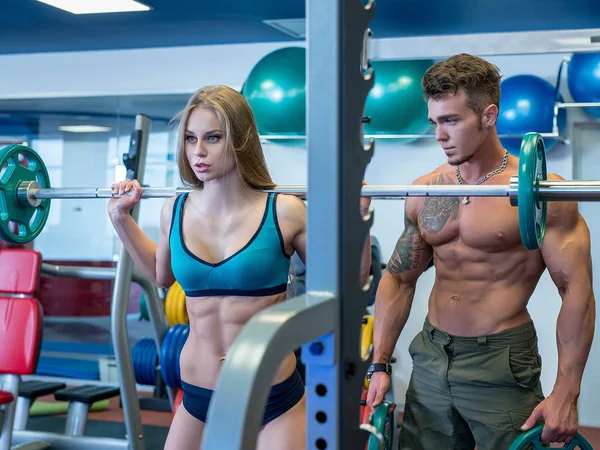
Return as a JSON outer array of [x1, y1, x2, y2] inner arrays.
[[426, 244, 546, 336]]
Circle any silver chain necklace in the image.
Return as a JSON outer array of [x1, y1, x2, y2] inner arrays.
[[455, 150, 508, 205]]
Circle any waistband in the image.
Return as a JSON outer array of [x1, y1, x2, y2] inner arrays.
[[181, 368, 303, 397], [423, 317, 537, 349]]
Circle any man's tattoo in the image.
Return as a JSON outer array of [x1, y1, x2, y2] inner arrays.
[[420, 174, 460, 234], [387, 215, 430, 274], [387, 173, 459, 274]]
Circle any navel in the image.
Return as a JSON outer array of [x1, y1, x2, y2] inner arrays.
[[451, 295, 459, 302]]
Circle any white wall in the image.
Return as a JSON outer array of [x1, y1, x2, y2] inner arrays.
[[0, 42, 301, 98], [1, 37, 599, 426]]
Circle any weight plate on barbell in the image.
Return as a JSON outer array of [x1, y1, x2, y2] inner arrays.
[[508, 424, 593, 450], [518, 133, 547, 250], [0, 145, 51, 245]]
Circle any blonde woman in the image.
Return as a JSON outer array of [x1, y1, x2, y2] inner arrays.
[[108, 85, 372, 449]]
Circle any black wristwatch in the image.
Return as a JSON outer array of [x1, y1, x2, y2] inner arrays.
[[366, 363, 392, 380]]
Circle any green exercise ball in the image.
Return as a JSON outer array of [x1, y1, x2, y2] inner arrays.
[[242, 47, 306, 136], [365, 59, 434, 140]]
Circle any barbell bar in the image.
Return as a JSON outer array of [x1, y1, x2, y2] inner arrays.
[[22, 180, 600, 201], [0, 132, 594, 250]]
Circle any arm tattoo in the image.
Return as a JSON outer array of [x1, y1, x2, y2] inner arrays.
[[420, 174, 460, 234], [386, 173, 457, 274], [387, 215, 430, 274]]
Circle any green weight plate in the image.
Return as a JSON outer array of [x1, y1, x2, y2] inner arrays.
[[0, 145, 51, 245], [139, 294, 150, 321], [368, 401, 393, 450], [518, 133, 547, 250], [509, 424, 594, 450]]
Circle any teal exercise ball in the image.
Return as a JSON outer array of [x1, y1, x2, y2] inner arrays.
[[567, 52, 600, 118], [242, 47, 306, 136], [497, 74, 565, 156], [364, 59, 434, 140]]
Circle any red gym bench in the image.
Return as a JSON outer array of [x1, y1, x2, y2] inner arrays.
[[0, 249, 45, 450]]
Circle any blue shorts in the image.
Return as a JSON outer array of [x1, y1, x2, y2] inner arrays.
[[181, 369, 305, 426]]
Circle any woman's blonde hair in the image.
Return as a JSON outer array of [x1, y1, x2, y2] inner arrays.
[[172, 85, 276, 190]]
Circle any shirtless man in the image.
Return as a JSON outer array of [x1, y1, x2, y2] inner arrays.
[[366, 53, 596, 449]]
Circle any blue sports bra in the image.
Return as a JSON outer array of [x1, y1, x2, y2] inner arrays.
[[169, 192, 291, 297]]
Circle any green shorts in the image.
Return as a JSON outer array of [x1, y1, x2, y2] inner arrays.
[[398, 318, 545, 450]]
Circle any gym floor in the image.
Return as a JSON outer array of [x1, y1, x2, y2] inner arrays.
[[26, 391, 170, 450], [24, 394, 600, 448], [32, 317, 600, 448]]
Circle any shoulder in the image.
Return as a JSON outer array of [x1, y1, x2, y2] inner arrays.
[[161, 194, 180, 214], [405, 167, 456, 218], [159, 195, 181, 229], [417, 164, 456, 185], [274, 193, 306, 222], [545, 172, 582, 230]]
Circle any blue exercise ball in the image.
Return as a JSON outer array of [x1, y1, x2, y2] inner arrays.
[[567, 52, 600, 118], [497, 74, 566, 156]]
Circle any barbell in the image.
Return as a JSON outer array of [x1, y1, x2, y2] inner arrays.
[[0, 132, 595, 250]]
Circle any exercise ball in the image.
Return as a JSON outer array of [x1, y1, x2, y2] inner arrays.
[[497, 74, 565, 156], [567, 52, 600, 118], [364, 59, 434, 141], [242, 47, 306, 136]]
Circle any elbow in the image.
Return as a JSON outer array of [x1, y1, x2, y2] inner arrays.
[[375, 272, 417, 303], [155, 279, 174, 290], [155, 272, 176, 290], [392, 270, 419, 291], [155, 280, 171, 290]]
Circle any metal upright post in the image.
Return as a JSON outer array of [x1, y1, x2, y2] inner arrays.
[[303, 0, 375, 448], [201, 1, 375, 448], [0, 375, 19, 450], [111, 114, 151, 450]]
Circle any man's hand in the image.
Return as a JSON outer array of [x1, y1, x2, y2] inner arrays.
[[360, 180, 372, 218], [520, 391, 579, 445], [366, 372, 391, 410]]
